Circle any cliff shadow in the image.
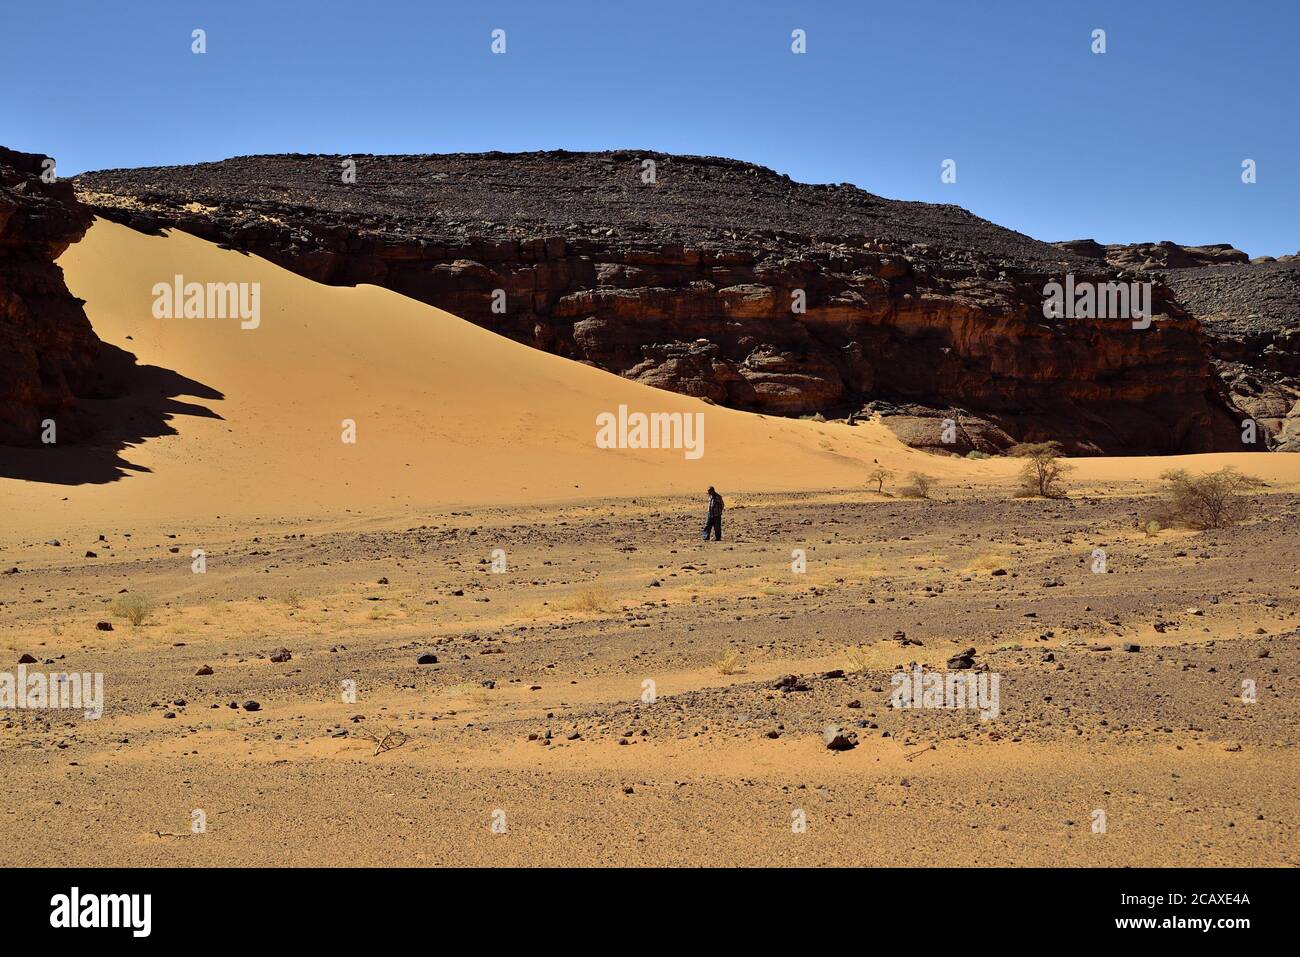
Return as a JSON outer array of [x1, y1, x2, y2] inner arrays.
[[0, 342, 223, 485]]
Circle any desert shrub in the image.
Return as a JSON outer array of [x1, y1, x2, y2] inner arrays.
[[562, 585, 610, 613], [1010, 441, 1072, 498], [966, 450, 991, 460], [898, 472, 935, 499], [110, 593, 156, 626], [845, 646, 871, 673], [1157, 468, 1265, 529], [282, 590, 303, 610], [964, 551, 1012, 574], [867, 467, 892, 494], [713, 650, 742, 675]]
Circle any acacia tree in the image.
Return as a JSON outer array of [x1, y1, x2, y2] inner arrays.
[[1159, 468, 1265, 529], [867, 467, 892, 494], [899, 472, 935, 499], [1010, 441, 1072, 498]]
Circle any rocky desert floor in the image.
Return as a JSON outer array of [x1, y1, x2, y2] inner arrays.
[[2, 488, 1296, 866]]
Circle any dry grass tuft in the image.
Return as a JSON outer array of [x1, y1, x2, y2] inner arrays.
[[845, 646, 871, 673], [560, 584, 611, 613], [964, 552, 1011, 574], [110, 593, 156, 626], [713, 650, 742, 675]]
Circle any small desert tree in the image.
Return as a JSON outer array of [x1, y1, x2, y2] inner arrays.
[[1158, 467, 1265, 529], [1010, 441, 1072, 498], [899, 472, 934, 499], [867, 467, 892, 494]]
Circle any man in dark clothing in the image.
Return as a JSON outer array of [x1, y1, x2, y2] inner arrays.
[[703, 486, 724, 541]]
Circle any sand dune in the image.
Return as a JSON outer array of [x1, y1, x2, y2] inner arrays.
[[2, 219, 1297, 542], [1, 220, 954, 538]]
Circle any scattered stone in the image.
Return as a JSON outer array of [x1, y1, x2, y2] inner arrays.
[[771, 674, 810, 692], [822, 725, 858, 751], [95, 621, 113, 631], [947, 648, 977, 670], [416, 653, 438, 665], [195, 665, 214, 676], [242, 700, 261, 712], [269, 648, 292, 663]]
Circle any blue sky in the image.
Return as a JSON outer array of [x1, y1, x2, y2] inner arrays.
[[3, 0, 1296, 255]]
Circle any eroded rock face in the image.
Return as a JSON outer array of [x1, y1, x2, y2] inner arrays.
[[1058, 237, 1300, 450], [0, 147, 98, 445], [1055, 239, 1253, 272], [74, 151, 1249, 453], [1165, 260, 1300, 450]]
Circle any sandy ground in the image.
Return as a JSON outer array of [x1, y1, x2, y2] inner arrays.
[[2, 491, 1297, 866], [1, 221, 1297, 866]]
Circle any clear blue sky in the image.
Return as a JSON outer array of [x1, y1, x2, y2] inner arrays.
[[3, 0, 1296, 256]]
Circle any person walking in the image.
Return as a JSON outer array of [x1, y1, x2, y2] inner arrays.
[[702, 486, 724, 541]]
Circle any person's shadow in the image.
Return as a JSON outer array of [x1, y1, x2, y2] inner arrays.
[[0, 342, 223, 485]]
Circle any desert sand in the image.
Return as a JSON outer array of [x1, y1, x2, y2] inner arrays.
[[1, 221, 1297, 866]]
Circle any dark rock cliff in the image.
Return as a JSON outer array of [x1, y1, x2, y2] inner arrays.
[[74, 150, 1253, 454], [1057, 238, 1300, 450], [0, 146, 98, 445]]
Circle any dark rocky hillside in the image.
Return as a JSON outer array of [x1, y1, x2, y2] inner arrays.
[[72, 150, 1259, 454]]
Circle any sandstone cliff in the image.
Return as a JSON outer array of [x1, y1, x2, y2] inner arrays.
[[0, 147, 98, 445], [74, 151, 1251, 454], [1058, 238, 1300, 450]]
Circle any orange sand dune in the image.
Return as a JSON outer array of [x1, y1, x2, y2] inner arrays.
[[3, 220, 1297, 541], [2, 221, 940, 536]]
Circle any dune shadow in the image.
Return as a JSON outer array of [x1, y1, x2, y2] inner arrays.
[[0, 342, 224, 485]]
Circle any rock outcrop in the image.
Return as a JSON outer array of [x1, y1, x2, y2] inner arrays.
[[1054, 239, 1254, 272], [1058, 237, 1300, 450], [1166, 260, 1300, 450], [74, 151, 1252, 453], [0, 147, 98, 445]]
